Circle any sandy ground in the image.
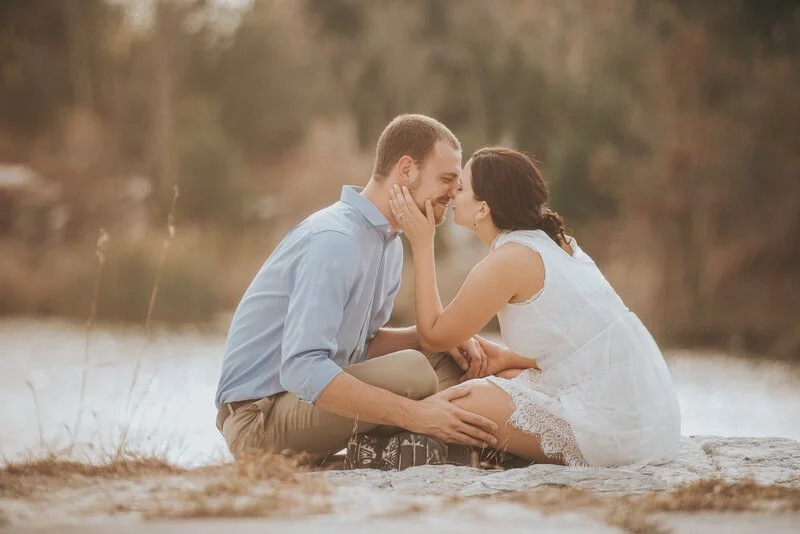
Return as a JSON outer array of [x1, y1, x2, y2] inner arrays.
[[3, 493, 799, 534], [2, 436, 799, 533], [8, 513, 800, 534]]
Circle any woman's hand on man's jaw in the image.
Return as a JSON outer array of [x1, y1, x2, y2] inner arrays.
[[389, 185, 435, 249]]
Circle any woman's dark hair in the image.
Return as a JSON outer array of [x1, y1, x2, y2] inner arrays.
[[469, 147, 567, 245]]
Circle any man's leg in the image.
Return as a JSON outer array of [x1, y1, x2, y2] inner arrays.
[[365, 351, 462, 437], [223, 349, 440, 456], [425, 351, 463, 391]]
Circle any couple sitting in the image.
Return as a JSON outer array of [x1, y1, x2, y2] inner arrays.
[[214, 114, 681, 470]]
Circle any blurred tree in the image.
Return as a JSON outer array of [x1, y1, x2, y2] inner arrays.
[[0, 0, 797, 356], [173, 96, 249, 227], [213, 1, 322, 162], [0, 0, 123, 138], [615, 4, 800, 355]]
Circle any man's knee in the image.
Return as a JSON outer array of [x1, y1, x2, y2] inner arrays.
[[385, 349, 439, 400], [425, 350, 463, 391], [344, 349, 438, 400], [407, 351, 439, 400]]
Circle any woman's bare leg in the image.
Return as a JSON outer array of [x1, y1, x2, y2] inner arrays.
[[449, 378, 565, 465], [494, 368, 528, 379]]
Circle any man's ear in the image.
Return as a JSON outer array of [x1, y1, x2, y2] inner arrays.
[[397, 155, 418, 186]]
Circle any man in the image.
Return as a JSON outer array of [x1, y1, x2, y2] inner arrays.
[[215, 114, 499, 465]]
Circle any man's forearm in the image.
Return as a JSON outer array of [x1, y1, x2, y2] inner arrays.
[[314, 372, 416, 427], [365, 326, 421, 359]]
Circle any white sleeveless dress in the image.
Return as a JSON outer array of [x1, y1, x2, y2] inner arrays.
[[485, 230, 681, 467]]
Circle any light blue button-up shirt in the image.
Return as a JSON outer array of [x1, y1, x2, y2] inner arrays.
[[215, 186, 403, 407]]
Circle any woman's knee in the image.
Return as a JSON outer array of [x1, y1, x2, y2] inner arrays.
[[495, 368, 526, 380], [450, 379, 515, 419]]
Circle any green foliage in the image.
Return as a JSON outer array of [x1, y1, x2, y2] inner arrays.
[[0, 0, 123, 136], [213, 2, 322, 161], [60, 242, 222, 325], [172, 98, 249, 227], [0, 0, 798, 357]]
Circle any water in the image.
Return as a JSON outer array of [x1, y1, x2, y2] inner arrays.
[[2, 320, 799, 466]]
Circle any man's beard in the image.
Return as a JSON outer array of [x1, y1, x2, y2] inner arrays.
[[408, 184, 449, 226], [414, 195, 449, 226], [430, 199, 448, 225]]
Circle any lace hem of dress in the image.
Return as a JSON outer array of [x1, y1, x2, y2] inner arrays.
[[490, 370, 589, 467]]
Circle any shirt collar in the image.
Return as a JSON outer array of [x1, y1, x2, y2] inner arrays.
[[340, 186, 398, 242]]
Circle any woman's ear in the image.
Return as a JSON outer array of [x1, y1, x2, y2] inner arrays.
[[478, 201, 491, 221]]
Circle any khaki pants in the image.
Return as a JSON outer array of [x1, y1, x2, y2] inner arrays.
[[221, 350, 461, 456]]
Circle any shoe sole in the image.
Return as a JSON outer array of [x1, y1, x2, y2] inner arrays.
[[345, 433, 388, 470], [391, 432, 446, 471], [347, 432, 495, 470]]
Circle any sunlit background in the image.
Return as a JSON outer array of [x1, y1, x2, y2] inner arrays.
[[1, 0, 798, 464]]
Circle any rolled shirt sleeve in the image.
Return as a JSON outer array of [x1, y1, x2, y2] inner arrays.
[[279, 231, 360, 402]]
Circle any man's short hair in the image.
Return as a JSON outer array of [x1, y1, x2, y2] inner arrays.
[[372, 114, 461, 180]]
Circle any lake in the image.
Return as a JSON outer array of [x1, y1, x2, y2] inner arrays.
[[2, 319, 798, 466]]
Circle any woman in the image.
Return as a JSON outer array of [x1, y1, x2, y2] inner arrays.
[[389, 147, 681, 467]]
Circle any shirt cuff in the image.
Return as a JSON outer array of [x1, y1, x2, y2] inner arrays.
[[298, 357, 344, 404]]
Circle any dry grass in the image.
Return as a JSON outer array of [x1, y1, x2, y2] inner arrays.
[[1, 448, 331, 521], [3, 446, 800, 529], [143, 485, 331, 520], [605, 502, 669, 534], [501, 483, 607, 513], [607, 479, 800, 533], [0, 450, 183, 498], [638, 478, 800, 513], [486, 479, 800, 534], [140, 450, 331, 519], [1, 455, 181, 479], [377, 501, 430, 518]]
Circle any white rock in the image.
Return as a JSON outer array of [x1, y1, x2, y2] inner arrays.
[[697, 436, 800, 485], [320, 436, 800, 497]]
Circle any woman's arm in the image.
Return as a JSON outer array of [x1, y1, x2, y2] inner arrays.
[[365, 326, 420, 359], [389, 186, 542, 351], [476, 335, 539, 375], [411, 244, 523, 350]]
